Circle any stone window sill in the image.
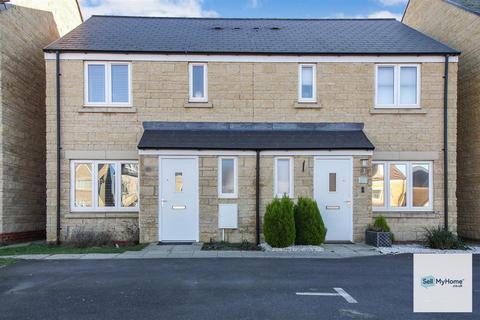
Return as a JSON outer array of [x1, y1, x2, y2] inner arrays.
[[370, 108, 427, 115], [65, 212, 139, 219], [373, 211, 438, 219], [184, 102, 213, 108], [79, 107, 137, 113], [294, 102, 322, 109]]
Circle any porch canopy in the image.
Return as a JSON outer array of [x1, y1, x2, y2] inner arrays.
[[138, 122, 374, 150]]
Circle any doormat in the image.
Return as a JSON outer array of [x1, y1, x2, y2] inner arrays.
[[157, 242, 194, 245]]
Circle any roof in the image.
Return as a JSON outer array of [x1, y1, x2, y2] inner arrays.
[[138, 122, 375, 150], [45, 16, 459, 55], [445, 0, 480, 15]]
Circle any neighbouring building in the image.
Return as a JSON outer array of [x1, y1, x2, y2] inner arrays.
[[404, 0, 480, 241], [0, 0, 82, 244], [43, 16, 459, 244]]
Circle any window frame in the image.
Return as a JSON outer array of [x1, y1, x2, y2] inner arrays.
[[84, 61, 132, 107], [70, 160, 139, 212], [298, 64, 317, 103], [372, 161, 433, 212], [375, 64, 420, 109], [274, 157, 294, 198], [218, 157, 238, 199], [189, 63, 208, 102]]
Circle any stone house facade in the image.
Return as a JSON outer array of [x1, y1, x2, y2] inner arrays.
[[403, 0, 480, 240], [44, 17, 459, 244], [0, 0, 82, 244]]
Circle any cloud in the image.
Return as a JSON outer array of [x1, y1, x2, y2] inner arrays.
[[327, 10, 402, 21], [368, 10, 402, 20], [377, 0, 408, 6], [248, 0, 261, 8], [79, 0, 218, 19]]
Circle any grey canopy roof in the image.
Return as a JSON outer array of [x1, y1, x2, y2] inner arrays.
[[45, 16, 459, 55], [137, 122, 375, 150]]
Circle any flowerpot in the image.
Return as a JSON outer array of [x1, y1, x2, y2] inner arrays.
[[365, 230, 392, 247]]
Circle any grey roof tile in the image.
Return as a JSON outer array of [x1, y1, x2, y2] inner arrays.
[[445, 0, 480, 15], [45, 16, 459, 55]]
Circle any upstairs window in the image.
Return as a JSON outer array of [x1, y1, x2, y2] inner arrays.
[[189, 63, 208, 102], [298, 64, 316, 102], [375, 65, 420, 108], [84, 62, 131, 106]]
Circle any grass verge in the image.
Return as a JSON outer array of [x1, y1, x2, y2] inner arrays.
[[0, 243, 147, 256], [0, 258, 17, 267]]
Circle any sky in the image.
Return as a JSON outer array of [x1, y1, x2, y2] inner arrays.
[[79, 0, 409, 21]]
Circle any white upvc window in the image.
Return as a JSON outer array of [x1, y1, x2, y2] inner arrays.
[[189, 63, 208, 102], [70, 160, 139, 212], [375, 64, 420, 108], [84, 61, 132, 106], [218, 157, 238, 198], [274, 157, 294, 198], [298, 64, 317, 102], [372, 161, 433, 211]]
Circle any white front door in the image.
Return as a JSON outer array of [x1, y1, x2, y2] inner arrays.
[[314, 158, 353, 242], [159, 157, 199, 242]]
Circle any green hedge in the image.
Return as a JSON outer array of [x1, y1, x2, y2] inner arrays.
[[263, 196, 296, 248], [294, 197, 327, 245]]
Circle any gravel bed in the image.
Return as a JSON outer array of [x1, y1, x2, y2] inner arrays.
[[260, 243, 324, 252], [376, 244, 480, 255]]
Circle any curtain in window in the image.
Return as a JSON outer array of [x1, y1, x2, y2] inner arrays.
[[221, 159, 235, 194], [301, 66, 313, 99], [111, 65, 129, 103], [400, 66, 417, 105], [88, 65, 105, 103], [277, 159, 290, 195], [377, 66, 394, 105]]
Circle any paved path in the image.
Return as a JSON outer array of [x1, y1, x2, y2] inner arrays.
[[0, 243, 381, 260], [0, 255, 478, 319]]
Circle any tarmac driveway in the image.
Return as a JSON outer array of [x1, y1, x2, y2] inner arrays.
[[0, 255, 478, 320]]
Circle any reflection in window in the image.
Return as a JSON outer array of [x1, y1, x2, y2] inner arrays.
[[389, 164, 407, 207], [98, 163, 116, 207], [121, 163, 138, 207], [413, 164, 430, 207], [301, 65, 314, 99], [377, 66, 395, 105], [329, 173, 336, 192], [192, 65, 205, 98], [74, 163, 93, 207], [175, 172, 183, 192], [221, 159, 235, 194], [372, 163, 385, 207]]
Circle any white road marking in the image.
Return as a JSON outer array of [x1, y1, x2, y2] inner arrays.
[[296, 287, 358, 304], [334, 287, 358, 304]]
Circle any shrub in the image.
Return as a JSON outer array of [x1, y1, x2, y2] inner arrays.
[[263, 195, 296, 248], [367, 216, 394, 241], [67, 229, 114, 248], [423, 226, 466, 250], [294, 197, 326, 245], [368, 216, 391, 232]]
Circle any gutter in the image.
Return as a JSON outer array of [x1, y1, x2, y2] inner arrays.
[[443, 55, 449, 231], [56, 51, 61, 243], [255, 150, 260, 245]]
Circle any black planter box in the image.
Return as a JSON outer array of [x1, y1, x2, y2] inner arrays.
[[365, 230, 392, 247]]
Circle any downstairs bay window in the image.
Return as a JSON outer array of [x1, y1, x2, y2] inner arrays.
[[372, 161, 432, 211], [71, 160, 139, 212]]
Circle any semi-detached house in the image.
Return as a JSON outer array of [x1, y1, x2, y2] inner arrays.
[[43, 16, 459, 244]]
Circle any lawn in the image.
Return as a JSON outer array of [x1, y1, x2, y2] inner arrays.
[[0, 243, 147, 256], [0, 258, 17, 267]]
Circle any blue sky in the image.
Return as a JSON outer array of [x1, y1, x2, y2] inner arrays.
[[79, 0, 408, 20]]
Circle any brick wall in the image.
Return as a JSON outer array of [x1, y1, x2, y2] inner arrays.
[[403, 0, 480, 239], [46, 59, 457, 242]]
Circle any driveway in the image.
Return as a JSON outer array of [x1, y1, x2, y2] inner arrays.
[[0, 255, 478, 319]]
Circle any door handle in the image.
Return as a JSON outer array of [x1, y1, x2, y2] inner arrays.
[[326, 205, 340, 210]]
